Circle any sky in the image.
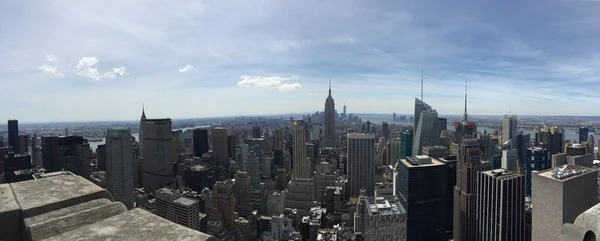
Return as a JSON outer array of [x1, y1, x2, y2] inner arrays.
[[1, 0, 600, 122]]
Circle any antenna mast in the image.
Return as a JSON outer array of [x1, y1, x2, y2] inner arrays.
[[464, 79, 468, 122], [421, 69, 423, 100]]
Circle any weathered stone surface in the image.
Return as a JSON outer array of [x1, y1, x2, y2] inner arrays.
[[27, 201, 127, 241], [0, 183, 22, 241], [42, 208, 217, 241], [24, 198, 111, 226], [572, 202, 600, 240], [561, 223, 596, 241], [10, 175, 113, 218]]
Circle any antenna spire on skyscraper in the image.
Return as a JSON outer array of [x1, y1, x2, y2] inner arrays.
[[328, 78, 331, 97], [464, 78, 468, 122], [421, 69, 423, 100]]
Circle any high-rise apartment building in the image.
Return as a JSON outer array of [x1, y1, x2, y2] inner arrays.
[[106, 128, 134, 209], [396, 155, 447, 241], [96, 144, 106, 171], [502, 115, 518, 144], [142, 119, 174, 192], [532, 165, 599, 241], [193, 129, 209, 157], [212, 127, 229, 167], [18, 135, 28, 154], [155, 187, 201, 230], [514, 133, 530, 165], [8, 120, 19, 153], [324, 80, 336, 147], [454, 138, 488, 241], [347, 133, 375, 197], [476, 169, 525, 241]]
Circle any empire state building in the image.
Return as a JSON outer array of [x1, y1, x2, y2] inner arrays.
[[324, 80, 335, 147]]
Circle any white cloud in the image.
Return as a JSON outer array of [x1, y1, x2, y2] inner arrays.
[[37, 54, 63, 76], [237, 76, 301, 91], [178, 64, 194, 73], [74, 57, 127, 80]]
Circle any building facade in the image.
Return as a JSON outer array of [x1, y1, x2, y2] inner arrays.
[[106, 128, 134, 209], [347, 133, 375, 197], [476, 169, 525, 241], [142, 118, 174, 192]]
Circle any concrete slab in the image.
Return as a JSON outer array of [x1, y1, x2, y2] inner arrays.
[[28, 202, 127, 241], [42, 208, 217, 241], [10, 175, 113, 218], [0, 183, 22, 241]]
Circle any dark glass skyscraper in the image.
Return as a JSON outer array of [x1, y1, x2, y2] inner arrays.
[[579, 127, 589, 143], [8, 120, 19, 153], [400, 129, 413, 159], [525, 147, 549, 196], [42, 136, 89, 177], [396, 155, 447, 241], [193, 129, 209, 157]]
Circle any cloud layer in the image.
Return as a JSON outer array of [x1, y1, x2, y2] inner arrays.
[[1, 0, 600, 122], [237, 76, 302, 91]]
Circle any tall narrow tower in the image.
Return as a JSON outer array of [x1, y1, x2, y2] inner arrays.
[[139, 104, 146, 156], [324, 79, 336, 147]]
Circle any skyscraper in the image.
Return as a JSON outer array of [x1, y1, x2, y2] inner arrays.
[[532, 165, 598, 241], [396, 155, 447, 241], [412, 108, 440, 156], [454, 138, 487, 241], [193, 129, 209, 157], [525, 147, 549, 196], [106, 128, 134, 209], [142, 119, 174, 192], [502, 115, 518, 144], [212, 127, 229, 167], [251, 126, 261, 138], [8, 120, 19, 153], [324, 80, 336, 147], [42, 136, 89, 177], [579, 127, 589, 143], [400, 129, 413, 159], [347, 133, 375, 197], [139, 106, 146, 156], [476, 169, 525, 241], [212, 179, 236, 228], [382, 122, 389, 141], [413, 98, 430, 132], [292, 120, 310, 179], [535, 126, 563, 156]]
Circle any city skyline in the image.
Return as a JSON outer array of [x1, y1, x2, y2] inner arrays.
[[2, 0, 600, 122]]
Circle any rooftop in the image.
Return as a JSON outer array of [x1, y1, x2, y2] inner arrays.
[[366, 196, 406, 216], [538, 164, 596, 181], [0, 175, 215, 241], [401, 155, 445, 167], [482, 169, 523, 180]]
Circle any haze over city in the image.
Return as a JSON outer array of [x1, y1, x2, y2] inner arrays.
[[2, 0, 600, 122]]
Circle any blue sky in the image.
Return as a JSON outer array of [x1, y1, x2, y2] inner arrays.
[[1, 0, 599, 122]]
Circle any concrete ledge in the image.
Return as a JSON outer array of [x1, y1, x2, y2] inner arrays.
[[10, 175, 113, 218], [0, 183, 22, 241], [562, 223, 596, 241], [42, 208, 218, 241], [27, 201, 127, 241], [24, 198, 112, 226], [573, 202, 600, 238]]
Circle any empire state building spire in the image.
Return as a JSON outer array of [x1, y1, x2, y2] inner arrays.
[[328, 79, 331, 97], [324, 79, 335, 147], [464, 79, 468, 122]]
